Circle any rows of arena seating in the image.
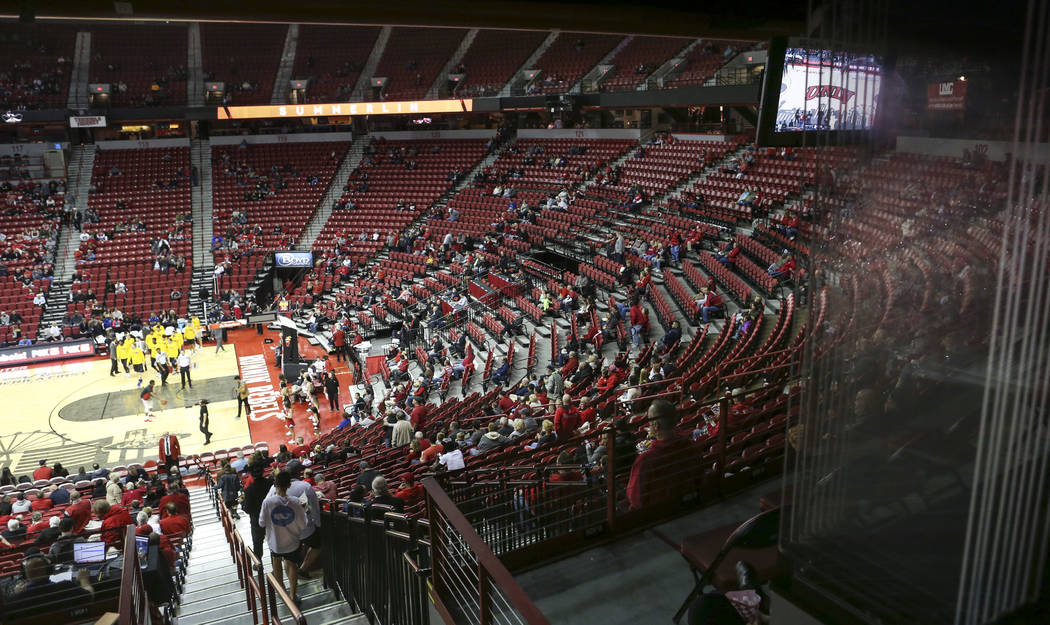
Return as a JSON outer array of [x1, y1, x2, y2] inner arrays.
[[90, 23, 188, 108], [373, 27, 467, 101], [211, 141, 348, 295], [598, 35, 693, 92], [200, 23, 286, 105], [454, 29, 549, 97], [72, 147, 192, 319], [0, 23, 76, 110], [527, 33, 625, 94], [311, 138, 490, 260], [292, 25, 381, 103], [661, 40, 744, 88]]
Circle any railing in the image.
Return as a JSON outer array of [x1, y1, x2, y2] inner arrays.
[[428, 282, 525, 347], [429, 382, 800, 570], [118, 526, 152, 625], [319, 501, 432, 625], [424, 477, 553, 625], [207, 471, 306, 625]]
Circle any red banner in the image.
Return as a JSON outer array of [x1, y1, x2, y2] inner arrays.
[[927, 80, 967, 111]]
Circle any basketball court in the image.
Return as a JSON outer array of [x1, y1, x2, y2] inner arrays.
[[0, 327, 355, 478]]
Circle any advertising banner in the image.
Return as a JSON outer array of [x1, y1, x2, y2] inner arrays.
[[217, 99, 473, 120], [927, 80, 967, 111], [0, 338, 96, 367]]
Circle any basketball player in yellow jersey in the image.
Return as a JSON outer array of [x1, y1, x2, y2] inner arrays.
[[116, 337, 132, 376], [145, 332, 159, 368], [184, 324, 197, 352], [130, 342, 147, 387], [190, 316, 203, 349]]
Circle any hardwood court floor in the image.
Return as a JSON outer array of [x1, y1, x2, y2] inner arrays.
[[0, 346, 251, 477]]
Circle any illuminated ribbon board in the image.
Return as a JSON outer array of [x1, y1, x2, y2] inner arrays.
[[217, 99, 474, 120]]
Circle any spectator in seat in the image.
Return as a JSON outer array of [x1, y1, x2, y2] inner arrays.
[[696, 288, 724, 324], [768, 252, 796, 279], [93, 500, 133, 549], [661, 321, 682, 354], [717, 242, 741, 269], [159, 501, 191, 536], [32, 459, 52, 481], [45, 518, 80, 563], [369, 476, 405, 511], [629, 299, 648, 347], [476, 423, 510, 453], [47, 484, 70, 506], [5, 552, 94, 618], [11, 493, 31, 514], [554, 394, 580, 440], [627, 399, 697, 509], [394, 473, 423, 502], [64, 491, 91, 533], [1, 518, 25, 545]]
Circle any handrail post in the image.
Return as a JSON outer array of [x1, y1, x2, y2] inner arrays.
[[605, 420, 617, 533], [257, 561, 270, 625]]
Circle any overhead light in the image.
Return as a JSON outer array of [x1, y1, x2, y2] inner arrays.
[[958, 75, 966, 81]]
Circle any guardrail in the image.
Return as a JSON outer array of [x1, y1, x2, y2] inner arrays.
[[204, 467, 307, 625]]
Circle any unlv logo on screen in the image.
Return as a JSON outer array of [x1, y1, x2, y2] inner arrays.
[[805, 85, 856, 103], [939, 82, 955, 95]]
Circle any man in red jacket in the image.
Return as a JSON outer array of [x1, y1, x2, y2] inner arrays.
[[93, 500, 133, 549], [553, 394, 580, 440], [158, 433, 180, 467], [64, 491, 92, 533], [32, 459, 52, 481], [627, 399, 698, 510], [158, 482, 191, 520], [158, 502, 191, 536]]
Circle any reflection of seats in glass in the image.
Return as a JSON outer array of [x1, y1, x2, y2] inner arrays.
[[652, 506, 781, 624]]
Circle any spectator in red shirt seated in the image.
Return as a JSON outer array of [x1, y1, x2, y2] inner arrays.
[[121, 480, 147, 507], [93, 500, 133, 549], [64, 491, 92, 533], [25, 511, 50, 535], [549, 451, 584, 482], [627, 399, 698, 510], [578, 396, 598, 427], [421, 436, 444, 464], [30, 493, 52, 512], [394, 473, 424, 502], [158, 481, 191, 520], [312, 473, 338, 500], [560, 351, 579, 380], [32, 459, 52, 481], [696, 288, 724, 324], [158, 502, 191, 536], [717, 242, 741, 269], [767, 252, 796, 279]]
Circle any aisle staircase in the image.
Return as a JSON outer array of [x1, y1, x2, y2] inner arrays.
[[178, 486, 364, 625], [68, 32, 92, 110], [189, 138, 215, 319], [271, 24, 300, 104]]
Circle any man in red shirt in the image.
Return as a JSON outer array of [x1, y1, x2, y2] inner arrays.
[[578, 396, 597, 427], [627, 399, 698, 510], [32, 459, 52, 481], [629, 300, 648, 347], [158, 481, 191, 520], [64, 491, 92, 533], [394, 473, 424, 502], [29, 494, 52, 512], [553, 394, 580, 440], [93, 500, 133, 549], [158, 502, 191, 536], [121, 480, 146, 507], [26, 512, 50, 536], [332, 325, 346, 362], [410, 398, 428, 431]]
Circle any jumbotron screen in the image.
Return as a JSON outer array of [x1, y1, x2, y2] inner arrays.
[[774, 47, 882, 132]]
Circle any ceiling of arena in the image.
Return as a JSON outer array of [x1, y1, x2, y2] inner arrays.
[[0, 0, 805, 39]]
